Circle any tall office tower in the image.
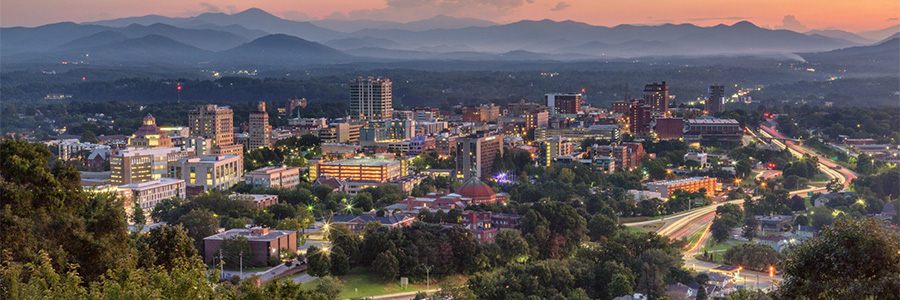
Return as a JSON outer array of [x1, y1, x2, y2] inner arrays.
[[544, 93, 582, 115], [643, 82, 669, 113], [629, 102, 653, 136], [456, 132, 504, 180], [249, 102, 272, 149], [350, 77, 392, 121], [189, 105, 242, 157], [128, 114, 173, 148], [189, 105, 234, 148], [706, 85, 726, 114]]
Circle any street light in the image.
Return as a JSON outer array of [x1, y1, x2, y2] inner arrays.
[[422, 264, 432, 291]]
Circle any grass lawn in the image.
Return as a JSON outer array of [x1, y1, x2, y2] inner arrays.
[[224, 266, 270, 273], [703, 239, 751, 252], [302, 267, 467, 299], [627, 226, 650, 233], [627, 221, 664, 233], [811, 173, 830, 182]]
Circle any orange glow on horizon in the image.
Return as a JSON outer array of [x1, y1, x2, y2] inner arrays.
[[0, 0, 895, 33]]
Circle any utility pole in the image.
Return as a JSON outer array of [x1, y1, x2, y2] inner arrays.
[[240, 251, 243, 279], [422, 264, 432, 291], [219, 249, 224, 279]]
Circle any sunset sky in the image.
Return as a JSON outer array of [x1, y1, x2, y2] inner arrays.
[[2, 0, 898, 32]]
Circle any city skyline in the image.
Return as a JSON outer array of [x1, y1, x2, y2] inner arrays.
[[2, 0, 898, 32]]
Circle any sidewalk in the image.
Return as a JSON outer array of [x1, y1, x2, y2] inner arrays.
[[345, 288, 441, 300]]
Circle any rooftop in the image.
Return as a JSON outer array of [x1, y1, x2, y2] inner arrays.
[[230, 194, 277, 202], [247, 166, 299, 174], [644, 176, 713, 186], [120, 178, 184, 190], [203, 227, 294, 242], [321, 158, 398, 167], [686, 118, 740, 125]]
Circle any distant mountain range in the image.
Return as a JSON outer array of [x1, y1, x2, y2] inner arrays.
[[2, 8, 898, 67]]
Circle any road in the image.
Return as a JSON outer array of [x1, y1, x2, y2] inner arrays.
[[758, 124, 857, 187], [622, 124, 858, 292]]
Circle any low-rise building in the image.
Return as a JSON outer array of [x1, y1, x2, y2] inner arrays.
[[231, 194, 279, 208], [684, 117, 742, 145], [684, 152, 708, 168], [244, 166, 301, 189], [331, 213, 417, 234], [203, 227, 296, 266], [643, 177, 717, 198], [110, 147, 194, 185], [119, 178, 186, 211], [755, 215, 793, 232], [169, 155, 243, 198]]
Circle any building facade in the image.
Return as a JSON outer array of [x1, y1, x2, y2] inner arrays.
[[456, 132, 504, 180], [643, 82, 669, 113], [169, 155, 243, 198], [629, 102, 653, 136], [249, 102, 272, 149], [203, 228, 296, 266], [312, 158, 402, 183], [119, 178, 186, 210], [706, 85, 726, 114], [350, 77, 392, 121], [643, 177, 717, 198], [110, 147, 193, 185], [128, 114, 173, 148], [545, 93, 582, 115], [244, 166, 301, 189], [684, 118, 742, 145]]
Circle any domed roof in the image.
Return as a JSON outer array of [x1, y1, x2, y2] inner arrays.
[[455, 177, 496, 199]]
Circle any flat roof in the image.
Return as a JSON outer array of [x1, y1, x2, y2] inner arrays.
[[120, 178, 184, 189], [230, 194, 277, 202], [203, 228, 295, 242], [686, 118, 740, 125], [247, 166, 299, 174], [644, 176, 713, 186], [321, 158, 399, 166]]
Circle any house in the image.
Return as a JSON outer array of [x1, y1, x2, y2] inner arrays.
[[755, 215, 793, 232], [331, 213, 417, 234], [705, 271, 736, 297], [795, 225, 816, 239], [666, 283, 695, 300], [231, 194, 279, 208], [813, 191, 857, 207], [203, 227, 296, 266], [880, 202, 897, 224], [313, 175, 347, 194]]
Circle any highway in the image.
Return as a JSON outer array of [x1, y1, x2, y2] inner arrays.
[[621, 123, 858, 292]]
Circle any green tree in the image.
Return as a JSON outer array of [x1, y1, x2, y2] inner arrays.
[[741, 218, 758, 241], [0, 139, 129, 282], [779, 217, 900, 299], [267, 203, 297, 220], [80, 130, 99, 143], [316, 276, 343, 300], [307, 246, 331, 278], [588, 213, 619, 242], [131, 203, 147, 226], [373, 250, 399, 283], [177, 208, 220, 250], [136, 225, 198, 269], [710, 220, 731, 243], [221, 236, 253, 268], [329, 246, 350, 276], [636, 249, 680, 299], [494, 229, 530, 264], [722, 244, 778, 272]]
